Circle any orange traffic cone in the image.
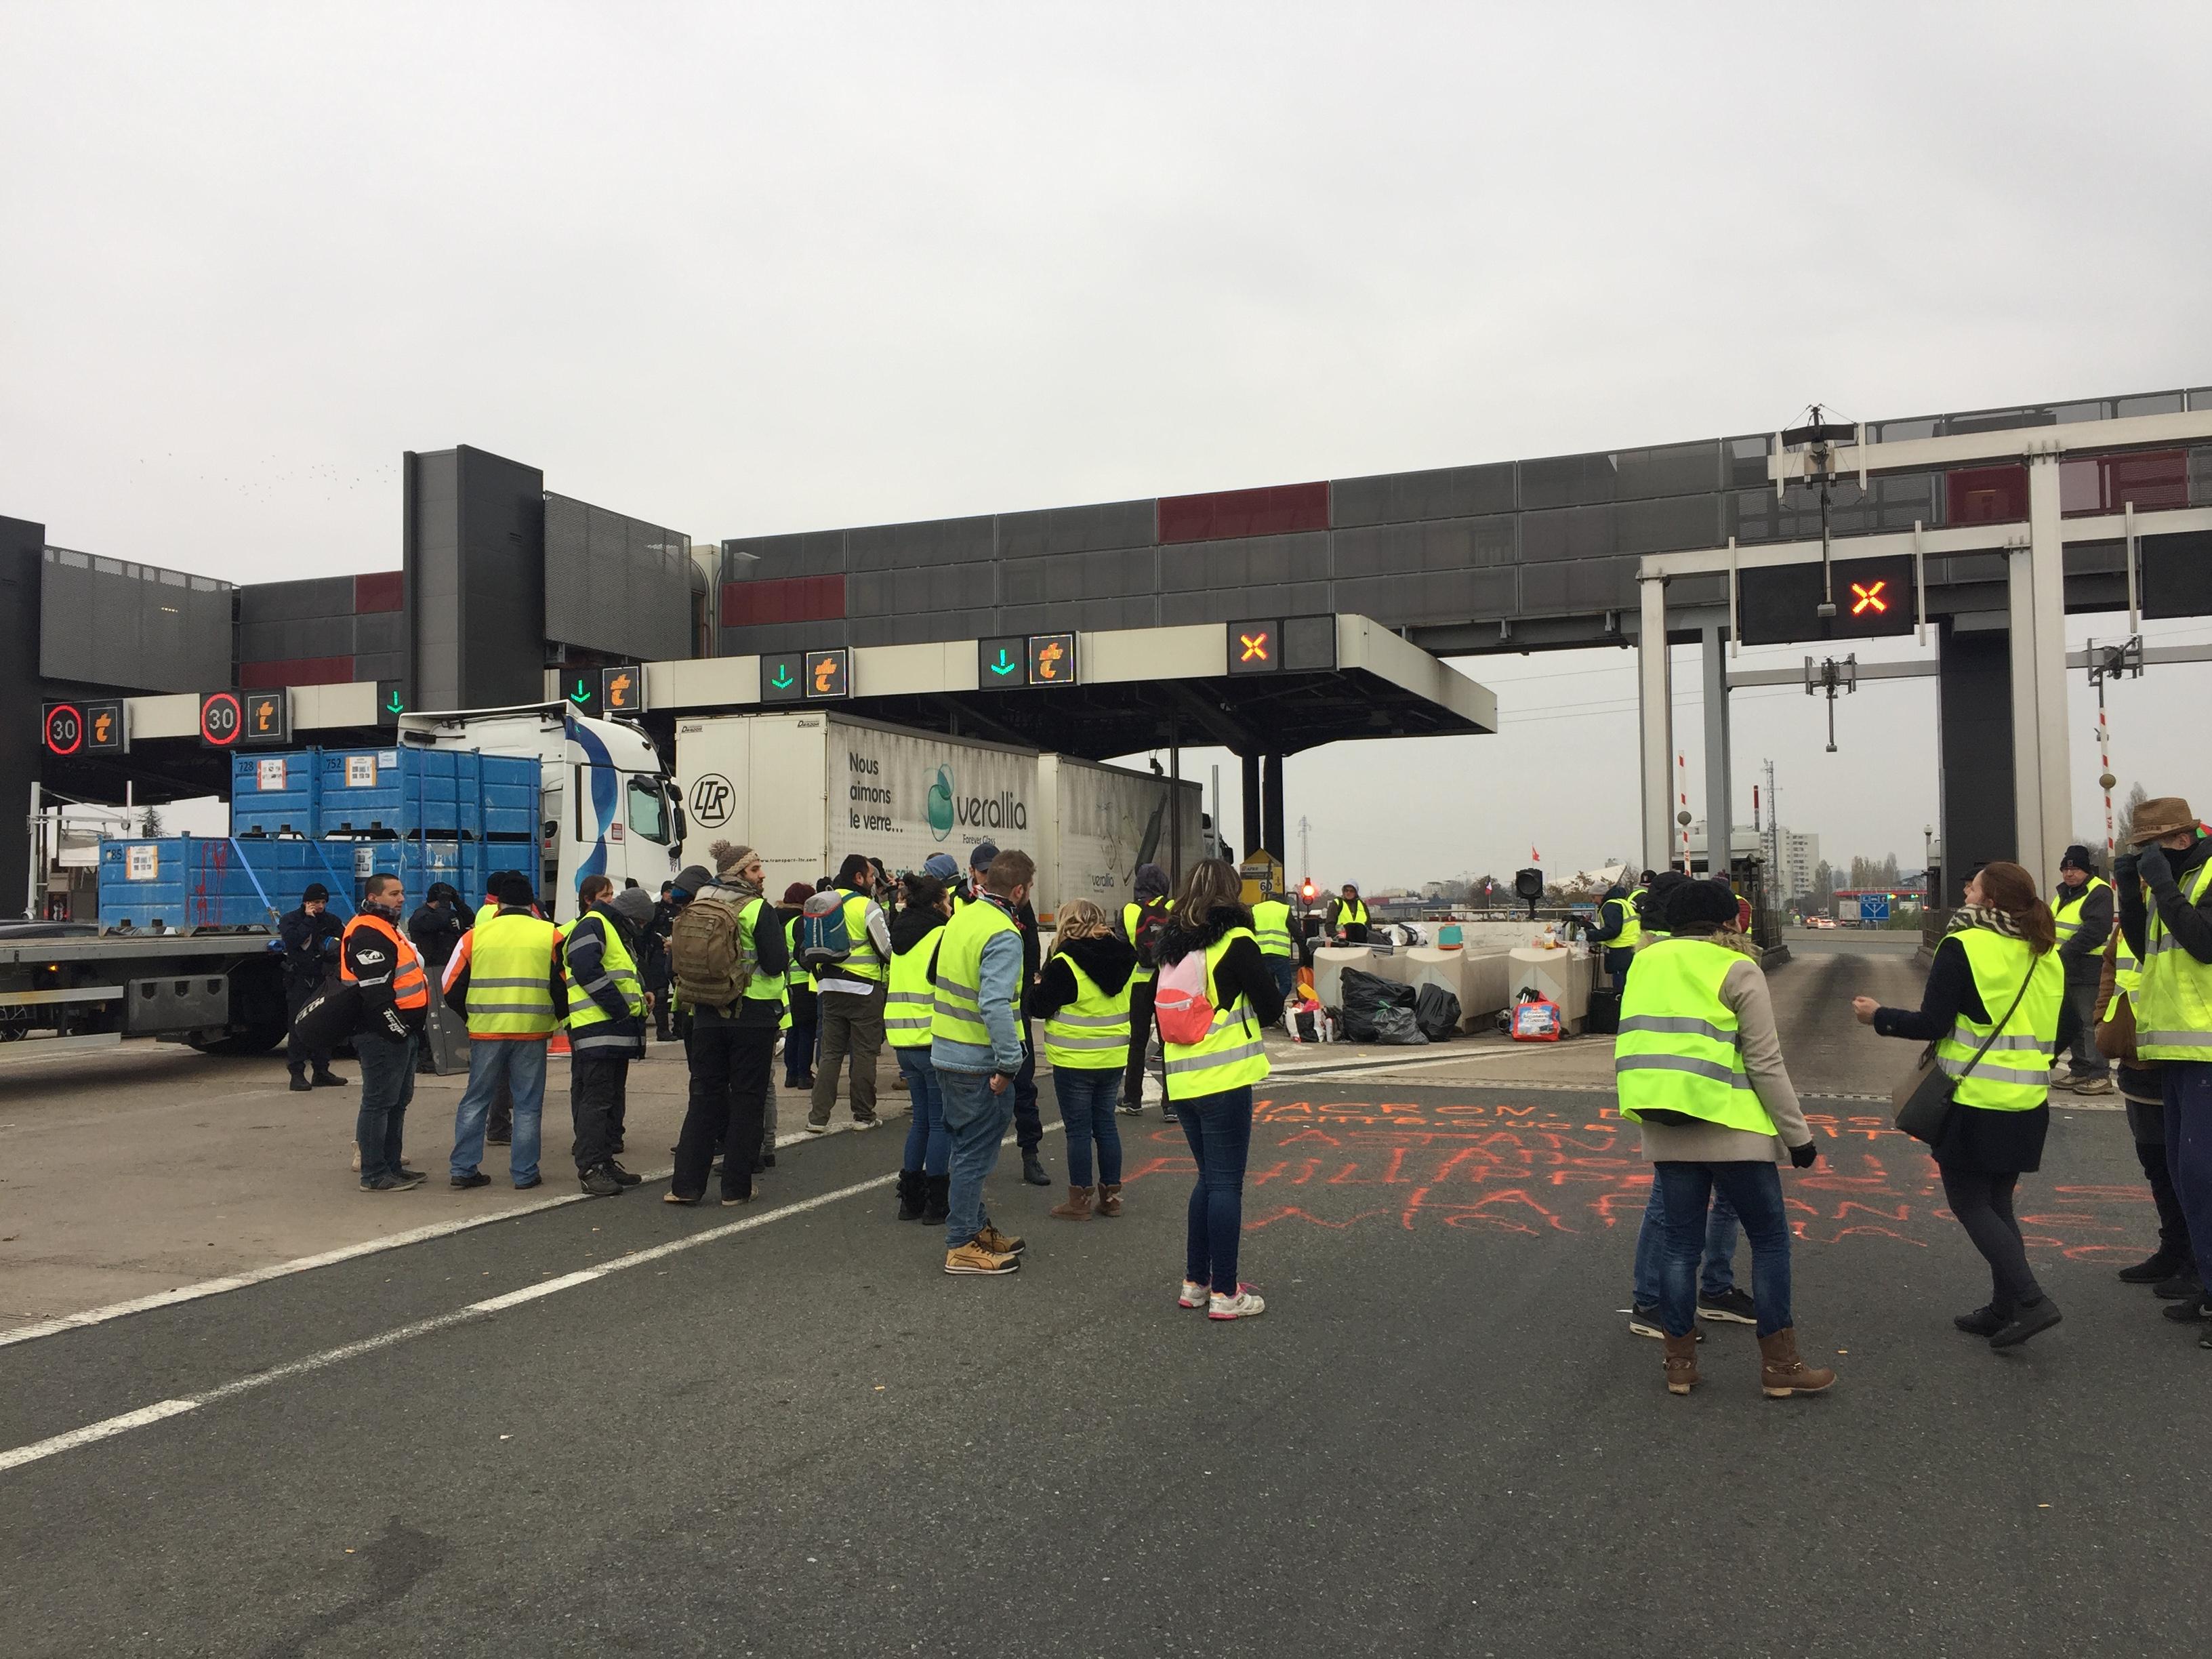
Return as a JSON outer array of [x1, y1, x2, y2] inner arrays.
[[549, 1030, 571, 1056]]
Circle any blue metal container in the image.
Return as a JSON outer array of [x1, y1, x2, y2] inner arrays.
[[230, 750, 321, 838]]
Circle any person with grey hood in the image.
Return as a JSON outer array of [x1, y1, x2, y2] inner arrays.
[[1118, 861, 1173, 1113], [565, 874, 653, 1195]]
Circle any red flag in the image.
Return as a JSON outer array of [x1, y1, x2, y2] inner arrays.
[[1530, 844, 1540, 862]]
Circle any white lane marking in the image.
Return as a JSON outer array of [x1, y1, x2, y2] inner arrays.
[[0, 1112, 893, 1350], [0, 1124, 1068, 1472], [0, 1399, 199, 1473]]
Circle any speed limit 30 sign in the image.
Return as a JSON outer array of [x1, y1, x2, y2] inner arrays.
[[199, 690, 245, 749]]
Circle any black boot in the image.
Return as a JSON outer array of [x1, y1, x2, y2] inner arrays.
[[895, 1170, 926, 1222], [1021, 1148, 1050, 1187], [2119, 1244, 2191, 1285], [288, 1069, 312, 1094], [922, 1174, 950, 1225]]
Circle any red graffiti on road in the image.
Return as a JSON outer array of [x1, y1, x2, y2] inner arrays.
[[1118, 1097, 2151, 1261]]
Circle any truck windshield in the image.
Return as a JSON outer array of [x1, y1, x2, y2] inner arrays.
[[626, 775, 671, 844]]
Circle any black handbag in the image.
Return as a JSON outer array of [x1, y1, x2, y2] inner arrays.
[[1889, 970, 2035, 1145]]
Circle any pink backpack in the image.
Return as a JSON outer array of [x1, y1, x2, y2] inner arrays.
[[1152, 947, 1216, 1046]]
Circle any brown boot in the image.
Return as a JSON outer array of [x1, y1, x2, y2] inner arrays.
[[1662, 1332, 1700, 1395], [1095, 1182, 1124, 1217], [1757, 1328, 1837, 1398], [1050, 1185, 1095, 1220]]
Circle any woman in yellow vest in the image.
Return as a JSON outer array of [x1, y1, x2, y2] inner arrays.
[[1158, 859, 1279, 1320], [1855, 860, 2076, 1349], [1033, 899, 1139, 1221], [1619, 878, 1831, 1399], [888, 869, 954, 1224]]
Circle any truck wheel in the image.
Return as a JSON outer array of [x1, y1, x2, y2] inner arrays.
[[187, 1022, 287, 1057]]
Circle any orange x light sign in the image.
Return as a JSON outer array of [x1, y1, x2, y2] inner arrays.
[[1850, 579, 1888, 616], [1239, 631, 1270, 663]]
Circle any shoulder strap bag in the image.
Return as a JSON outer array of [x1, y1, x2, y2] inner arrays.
[[1890, 966, 2036, 1145]]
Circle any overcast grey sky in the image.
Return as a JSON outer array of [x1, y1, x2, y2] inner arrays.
[[5, 3, 2209, 886]]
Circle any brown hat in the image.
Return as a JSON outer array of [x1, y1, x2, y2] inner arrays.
[[2128, 797, 2198, 846], [709, 840, 756, 876]]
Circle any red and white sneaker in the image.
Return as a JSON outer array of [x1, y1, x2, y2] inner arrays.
[[1177, 1279, 1208, 1309], [1208, 1284, 1266, 1321]]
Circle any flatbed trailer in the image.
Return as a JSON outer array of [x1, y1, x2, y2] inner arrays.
[[0, 923, 289, 1054]]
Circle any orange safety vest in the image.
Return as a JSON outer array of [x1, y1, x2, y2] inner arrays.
[[340, 910, 430, 1009]]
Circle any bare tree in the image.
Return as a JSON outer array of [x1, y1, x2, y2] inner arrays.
[[2114, 783, 2150, 851]]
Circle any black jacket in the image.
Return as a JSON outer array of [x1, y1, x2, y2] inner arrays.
[[1158, 903, 1279, 1029], [888, 903, 948, 961], [562, 903, 644, 1058], [1031, 933, 1138, 1021], [279, 906, 341, 989], [2118, 836, 2212, 966], [2052, 878, 2114, 983], [407, 900, 467, 970]]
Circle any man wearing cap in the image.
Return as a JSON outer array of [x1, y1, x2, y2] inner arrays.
[[2051, 844, 2116, 1094], [279, 884, 346, 1093], [804, 853, 893, 1131], [2116, 797, 2212, 1336]]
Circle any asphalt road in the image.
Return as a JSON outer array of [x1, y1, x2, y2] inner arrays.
[[3, 1048, 2198, 1656]]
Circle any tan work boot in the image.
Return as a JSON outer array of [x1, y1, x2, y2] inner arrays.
[[1050, 1185, 1095, 1221], [1662, 1331, 1701, 1395], [1758, 1328, 1837, 1398], [1095, 1182, 1124, 1217], [944, 1236, 1020, 1275], [976, 1223, 1026, 1256]]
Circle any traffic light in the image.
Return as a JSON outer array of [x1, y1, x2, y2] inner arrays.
[[1228, 620, 1282, 674], [1299, 879, 1318, 904]]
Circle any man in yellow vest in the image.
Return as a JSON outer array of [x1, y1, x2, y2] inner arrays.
[[2116, 796, 2212, 1336], [2050, 844, 2115, 1094], [443, 872, 564, 1191], [807, 853, 893, 1132], [561, 875, 651, 1196], [1328, 883, 1370, 944], [1251, 889, 1296, 1010], [933, 848, 1035, 1276]]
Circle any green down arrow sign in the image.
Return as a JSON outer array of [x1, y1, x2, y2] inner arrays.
[[771, 664, 795, 690], [989, 649, 1017, 677], [569, 678, 592, 705]]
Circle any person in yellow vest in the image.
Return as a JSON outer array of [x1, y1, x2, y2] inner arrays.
[[1620, 878, 1831, 1398], [1118, 862, 1172, 1115], [1250, 890, 1296, 1010], [1856, 860, 2076, 1349], [779, 882, 819, 1092], [559, 876, 650, 1197], [1033, 899, 1138, 1221], [1594, 878, 1644, 991], [2050, 844, 2116, 1094], [1327, 883, 1370, 944], [933, 848, 1035, 1275], [888, 867, 955, 1225], [2098, 918, 2196, 1296], [341, 874, 432, 1191], [667, 844, 790, 1207], [1158, 859, 1279, 1320], [806, 853, 893, 1132], [2114, 796, 2212, 1337], [443, 872, 565, 1191]]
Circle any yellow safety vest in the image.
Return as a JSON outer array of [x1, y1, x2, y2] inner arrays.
[[1250, 899, 1293, 959], [779, 913, 806, 1031], [558, 911, 644, 1050], [732, 898, 785, 1004], [932, 897, 1018, 1048], [466, 910, 561, 1039], [887, 921, 944, 1050], [834, 890, 885, 983], [2106, 928, 2142, 1023], [1338, 899, 1368, 928], [2051, 877, 2111, 947], [1042, 954, 1132, 1070], [2134, 858, 2212, 1063], [1162, 926, 1271, 1102], [1605, 894, 1643, 950], [1615, 937, 1773, 1134], [1935, 928, 2064, 1111]]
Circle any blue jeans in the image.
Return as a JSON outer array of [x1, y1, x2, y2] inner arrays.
[[897, 1045, 950, 1177], [1173, 1084, 1255, 1296], [1631, 1185, 1741, 1305], [1268, 955, 1296, 1008], [354, 1027, 417, 1183], [939, 1064, 1014, 1247], [1052, 1067, 1124, 1188], [1654, 1162, 1791, 1338], [452, 1038, 548, 1185], [785, 1014, 817, 1086], [2164, 1061, 2212, 1279]]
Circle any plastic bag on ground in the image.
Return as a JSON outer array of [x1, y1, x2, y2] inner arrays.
[[1338, 968, 1416, 1043], [1368, 1004, 1428, 1046], [1413, 983, 1461, 1042]]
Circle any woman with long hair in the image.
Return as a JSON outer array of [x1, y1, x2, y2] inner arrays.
[[1157, 859, 1281, 1319], [886, 870, 954, 1223], [1033, 899, 1138, 1219], [1854, 861, 2078, 1349]]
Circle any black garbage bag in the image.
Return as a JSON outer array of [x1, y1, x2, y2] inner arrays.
[[1338, 968, 1416, 1043], [1413, 983, 1462, 1042], [1368, 1004, 1428, 1046]]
